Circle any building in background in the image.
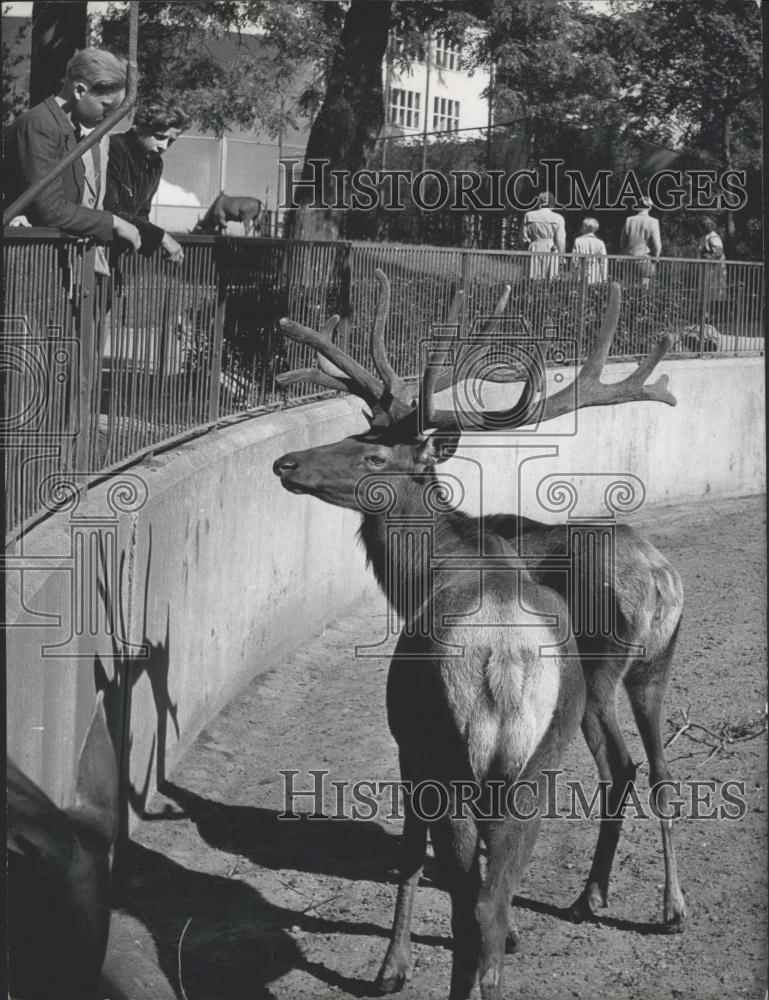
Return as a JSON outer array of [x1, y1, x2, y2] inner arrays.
[[151, 30, 491, 234], [383, 32, 490, 140]]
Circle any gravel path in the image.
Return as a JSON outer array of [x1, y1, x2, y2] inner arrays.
[[103, 495, 767, 1000]]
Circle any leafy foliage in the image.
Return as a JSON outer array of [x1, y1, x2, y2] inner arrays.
[[2, 6, 28, 125], [94, 1, 339, 137]]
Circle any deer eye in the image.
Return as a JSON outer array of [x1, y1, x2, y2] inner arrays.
[[366, 454, 386, 467]]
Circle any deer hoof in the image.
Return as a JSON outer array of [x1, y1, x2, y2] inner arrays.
[[663, 892, 687, 933], [568, 883, 606, 923], [505, 917, 521, 953], [375, 970, 410, 995], [375, 957, 412, 995]]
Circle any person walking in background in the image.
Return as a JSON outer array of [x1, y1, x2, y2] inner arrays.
[[4, 48, 140, 257], [572, 217, 607, 284], [620, 196, 661, 285], [698, 215, 728, 327], [105, 95, 191, 264], [520, 191, 566, 279]]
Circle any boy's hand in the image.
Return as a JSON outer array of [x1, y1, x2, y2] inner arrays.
[[112, 216, 141, 251], [161, 233, 184, 265]]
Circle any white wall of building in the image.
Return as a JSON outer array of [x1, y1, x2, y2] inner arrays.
[[386, 36, 491, 137]]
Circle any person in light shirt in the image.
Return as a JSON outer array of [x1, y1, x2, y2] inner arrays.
[[572, 217, 607, 284], [520, 191, 566, 279], [620, 195, 661, 285]]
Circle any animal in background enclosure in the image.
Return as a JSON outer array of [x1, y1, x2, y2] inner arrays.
[[273, 272, 686, 999], [7, 693, 119, 1000], [192, 191, 265, 236]]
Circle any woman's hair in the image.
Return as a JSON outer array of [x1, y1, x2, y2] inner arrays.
[[580, 217, 599, 235], [65, 49, 126, 94], [133, 95, 191, 134], [537, 191, 553, 208], [700, 215, 717, 233]]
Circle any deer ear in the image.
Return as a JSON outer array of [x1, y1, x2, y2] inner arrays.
[[415, 430, 461, 467]]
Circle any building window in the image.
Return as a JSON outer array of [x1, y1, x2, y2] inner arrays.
[[434, 35, 460, 71], [388, 87, 421, 129], [433, 97, 460, 132]]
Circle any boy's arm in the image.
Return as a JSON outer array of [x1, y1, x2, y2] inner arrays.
[[13, 115, 114, 240], [104, 143, 165, 255]]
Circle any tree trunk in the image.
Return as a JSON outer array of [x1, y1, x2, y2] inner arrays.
[[722, 108, 736, 255], [30, 2, 88, 106], [287, 0, 392, 241]]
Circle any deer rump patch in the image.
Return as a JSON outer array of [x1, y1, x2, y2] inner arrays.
[[445, 620, 562, 783]]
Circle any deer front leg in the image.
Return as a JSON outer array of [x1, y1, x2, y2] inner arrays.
[[375, 799, 428, 994]]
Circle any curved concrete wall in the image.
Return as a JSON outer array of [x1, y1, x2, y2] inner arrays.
[[5, 357, 764, 820]]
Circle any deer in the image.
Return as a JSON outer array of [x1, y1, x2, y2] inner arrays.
[[192, 191, 265, 237], [7, 692, 119, 1000], [272, 270, 686, 999]]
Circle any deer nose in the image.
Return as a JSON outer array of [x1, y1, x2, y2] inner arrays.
[[273, 455, 298, 477]]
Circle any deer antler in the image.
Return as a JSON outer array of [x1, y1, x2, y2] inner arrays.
[[277, 270, 415, 423], [277, 269, 595, 432], [422, 283, 676, 431], [432, 283, 516, 394]]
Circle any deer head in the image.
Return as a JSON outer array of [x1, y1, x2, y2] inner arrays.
[[272, 269, 676, 511]]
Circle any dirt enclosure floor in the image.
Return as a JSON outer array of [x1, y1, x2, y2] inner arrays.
[[103, 495, 768, 1000]]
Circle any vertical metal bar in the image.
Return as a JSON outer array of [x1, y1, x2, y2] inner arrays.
[[697, 259, 709, 358], [208, 242, 226, 422], [74, 245, 96, 473], [459, 249, 468, 338]]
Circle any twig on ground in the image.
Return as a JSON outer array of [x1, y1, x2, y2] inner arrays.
[[178, 917, 192, 1000]]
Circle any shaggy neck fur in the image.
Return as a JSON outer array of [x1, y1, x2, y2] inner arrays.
[[358, 478, 514, 623]]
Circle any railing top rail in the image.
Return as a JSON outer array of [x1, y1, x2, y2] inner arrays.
[[3, 230, 763, 270], [347, 239, 763, 268]]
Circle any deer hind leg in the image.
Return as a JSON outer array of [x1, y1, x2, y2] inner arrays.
[[624, 631, 687, 932], [570, 660, 636, 922], [429, 812, 482, 1000], [476, 800, 543, 999], [375, 791, 428, 995]]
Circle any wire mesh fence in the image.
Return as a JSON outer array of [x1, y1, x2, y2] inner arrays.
[[3, 230, 764, 536]]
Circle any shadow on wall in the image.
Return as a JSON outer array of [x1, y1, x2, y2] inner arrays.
[[93, 524, 180, 835]]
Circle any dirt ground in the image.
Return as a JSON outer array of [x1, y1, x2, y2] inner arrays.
[[102, 495, 767, 1000]]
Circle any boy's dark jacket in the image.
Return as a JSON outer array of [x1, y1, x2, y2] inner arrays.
[[104, 130, 165, 255], [5, 96, 113, 240]]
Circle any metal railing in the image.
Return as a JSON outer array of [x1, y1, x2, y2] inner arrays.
[[3, 231, 764, 536]]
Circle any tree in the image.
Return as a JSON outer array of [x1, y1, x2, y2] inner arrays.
[[287, 0, 477, 239], [288, 0, 391, 240], [2, 6, 28, 125], [613, 0, 762, 252], [94, 1, 339, 137], [30, 1, 87, 106]]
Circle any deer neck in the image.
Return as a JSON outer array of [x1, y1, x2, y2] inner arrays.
[[358, 478, 471, 620]]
